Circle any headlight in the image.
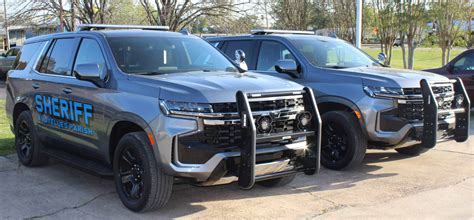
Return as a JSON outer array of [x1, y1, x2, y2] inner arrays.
[[160, 100, 213, 116], [363, 86, 404, 99]]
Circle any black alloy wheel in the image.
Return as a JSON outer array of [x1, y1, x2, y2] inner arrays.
[[322, 122, 349, 164], [118, 146, 145, 201]]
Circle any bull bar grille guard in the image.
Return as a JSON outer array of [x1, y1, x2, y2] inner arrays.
[[235, 87, 322, 189], [420, 78, 471, 148]]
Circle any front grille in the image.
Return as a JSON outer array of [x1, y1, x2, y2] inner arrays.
[[399, 102, 424, 121], [212, 97, 304, 113], [399, 84, 454, 121], [403, 85, 453, 96], [189, 95, 310, 147]]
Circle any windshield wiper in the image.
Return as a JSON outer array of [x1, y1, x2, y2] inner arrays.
[[136, 71, 167, 75], [325, 65, 348, 69]]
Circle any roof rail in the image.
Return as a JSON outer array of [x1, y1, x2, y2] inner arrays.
[[77, 24, 170, 31], [250, 29, 315, 35]]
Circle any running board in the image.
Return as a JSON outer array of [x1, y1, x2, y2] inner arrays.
[[236, 87, 322, 189], [420, 78, 471, 148], [43, 148, 113, 177]]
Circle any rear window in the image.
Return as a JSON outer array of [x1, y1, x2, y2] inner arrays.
[[14, 42, 44, 70]]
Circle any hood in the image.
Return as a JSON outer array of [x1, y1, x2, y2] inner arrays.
[[129, 71, 304, 103], [337, 66, 450, 88]]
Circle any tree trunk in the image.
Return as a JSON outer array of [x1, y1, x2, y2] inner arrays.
[[447, 48, 451, 63], [400, 36, 407, 69], [407, 44, 415, 69], [441, 47, 447, 65]]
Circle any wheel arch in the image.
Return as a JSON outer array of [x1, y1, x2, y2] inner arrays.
[[316, 96, 368, 137], [106, 113, 155, 165], [12, 102, 30, 129]]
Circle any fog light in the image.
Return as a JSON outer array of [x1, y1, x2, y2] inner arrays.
[[455, 95, 464, 108], [437, 97, 444, 107], [257, 116, 273, 134], [297, 112, 312, 130]]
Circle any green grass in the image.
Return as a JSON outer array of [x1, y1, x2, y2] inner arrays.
[[0, 100, 14, 156], [362, 47, 465, 70]]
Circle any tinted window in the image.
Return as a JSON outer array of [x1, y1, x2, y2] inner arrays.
[[40, 38, 76, 76], [453, 52, 474, 73], [74, 39, 106, 76], [14, 42, 44, 70], [6, 48, 19, 57], [224, 41, 256, 67], [257, 41, 295, 71], [107, 36, 237, 74], [290, 38, 379, 69]]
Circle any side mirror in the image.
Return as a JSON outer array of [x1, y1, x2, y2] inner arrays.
[[1, 53, 5, 57], [74, 63, 105, 86], [275, 59, 299, 78], [234, 49, 248, 71], [377, 52, 387, 64]]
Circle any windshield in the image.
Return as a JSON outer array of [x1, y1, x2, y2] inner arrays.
[[107, 36, 238, 74], [290, 38, 379, 69]]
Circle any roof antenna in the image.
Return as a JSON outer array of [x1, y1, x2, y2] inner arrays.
[[180, 28, 190, 35]]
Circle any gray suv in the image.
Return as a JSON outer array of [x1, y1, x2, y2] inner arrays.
[[5, 25, 321, 212], [208, 30, 471, 170]]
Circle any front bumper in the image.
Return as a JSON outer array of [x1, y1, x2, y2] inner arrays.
[[360, 78, 470, 148], [152, 88, 322, 188]]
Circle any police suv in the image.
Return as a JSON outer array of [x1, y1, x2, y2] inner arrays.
[[5, 25, 322, 212]]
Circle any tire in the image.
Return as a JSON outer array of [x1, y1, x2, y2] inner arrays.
[[113, 132, 173, 212], [15, 111, 48, 167], [321, 111, 367, 170], [257, 174, 296, 187], [395, 144, 430, 156]]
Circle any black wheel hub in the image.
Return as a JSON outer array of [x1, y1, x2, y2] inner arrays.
[[322, 122, 348, 163], [118, 147, 144, 201], [18, 121, 32, 158]]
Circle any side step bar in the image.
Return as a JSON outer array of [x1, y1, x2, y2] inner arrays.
[[235, 87, 322, 189], [420, 78, 471, 148]]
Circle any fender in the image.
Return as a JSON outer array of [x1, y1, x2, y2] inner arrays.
[[105, 112, 158, 163], [316, 95, 368, 137]]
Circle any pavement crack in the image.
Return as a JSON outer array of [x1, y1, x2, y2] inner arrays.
[[24, 191, 115, 220], [291, 187, 348, 213], [0, 168, 16, 173], [432, 148, 474, 156]]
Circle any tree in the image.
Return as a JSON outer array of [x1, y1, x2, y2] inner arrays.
[[463, 1, 473, 49], [326, 0, 357, 43], [397, 0, 428, 69], [372, 0, 399, 65], [139, 0, 245, 31], [431, 0, 467, 65], [272, 0, 315, 31], [10, 0, 148, 31]]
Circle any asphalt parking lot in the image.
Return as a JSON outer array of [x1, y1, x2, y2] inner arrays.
[[0, 115, 472, 219]]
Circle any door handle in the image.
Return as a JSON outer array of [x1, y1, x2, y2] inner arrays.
[[62, 88, 72, 94], [32, 83, 40, 89]]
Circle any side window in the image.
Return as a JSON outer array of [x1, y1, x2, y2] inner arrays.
[[39, 38, 76, 76], [6, 48, 15, 56], [257, 41, 295, 71], [453, 53, 474, 72], [74, 38, 106, 76], [224, 41, 256, 66], [14, 42, 44, 70]]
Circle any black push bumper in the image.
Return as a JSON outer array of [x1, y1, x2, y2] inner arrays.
[[420, 78, 471, 148], [235, 87, 322, 189]]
